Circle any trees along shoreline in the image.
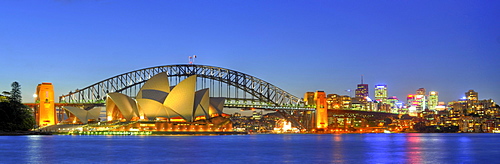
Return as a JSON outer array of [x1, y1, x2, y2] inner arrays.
[[0, 82, 35, 132]]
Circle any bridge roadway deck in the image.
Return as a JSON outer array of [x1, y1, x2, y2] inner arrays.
[[24, 103, 397, 116]]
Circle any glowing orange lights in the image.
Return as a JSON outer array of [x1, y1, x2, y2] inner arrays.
[[35, 83, 56, 127], [314, 91, 328, 128]]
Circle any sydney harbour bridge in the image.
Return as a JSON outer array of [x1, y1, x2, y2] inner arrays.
[[58, 64, 397, 130], [59, 64, 316, 129]]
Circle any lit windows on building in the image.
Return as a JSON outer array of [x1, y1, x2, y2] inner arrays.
[[428, 91, 439, 111], [466, 90, 478, 101], [415, 88, 426, 112], [355, 84, 369, 98], [374, 84, 387, 103]]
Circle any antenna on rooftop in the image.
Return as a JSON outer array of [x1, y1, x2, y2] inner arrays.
[[361, 75, 364, 84]]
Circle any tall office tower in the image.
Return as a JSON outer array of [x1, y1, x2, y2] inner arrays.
[[355, 75, 368, 98], [314, 91, 328, 129], [415, 88, 426, 111], [374, 84, 387, 103], [35, 83, 56, 127], [407, 94, 418, 115], [355, 84, 369, 98], [428, 91, 439, 111], [465, 90, 478, 101]]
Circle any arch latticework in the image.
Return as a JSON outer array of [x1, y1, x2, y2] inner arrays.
[[59, 64, 305, 109]]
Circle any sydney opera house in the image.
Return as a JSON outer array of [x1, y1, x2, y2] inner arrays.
[[60, 73, 234, 134]]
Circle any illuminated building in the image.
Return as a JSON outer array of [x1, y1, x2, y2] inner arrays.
[[407, 94, 418, 116], [387, 96, 401, 113], [446, 90, 500, 132], [355, 84, 369, 98], [340, 96, 351, 110], [415, 88, 426, 111], [304, 92, 315, 106], [314, 91, 328, 128], [63, 73, 230, 131], [355, 75, 368, 98], [466, 90, 478, 101], [374, 84, 387, 103], [252, 111, 262, 120], [428, 91, 438, 111], [354, 85, 368, 110], [326, 94, 341, 110], [63, 106, 100, 124], [326, 94, 351, 110], [35, 83, 56, 127]]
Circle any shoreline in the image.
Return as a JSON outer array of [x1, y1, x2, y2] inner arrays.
[[0, 131, 52, 136]]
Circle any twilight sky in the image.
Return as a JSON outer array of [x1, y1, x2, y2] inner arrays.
[[1, 1, 499, 103]]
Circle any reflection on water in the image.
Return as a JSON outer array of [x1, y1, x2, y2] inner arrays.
[[0, 133, 498, 163]]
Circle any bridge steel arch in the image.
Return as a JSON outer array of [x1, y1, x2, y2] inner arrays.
[[59, 64, 305, 107], [59, 64, 313, 129]]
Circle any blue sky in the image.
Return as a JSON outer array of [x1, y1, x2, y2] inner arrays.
[[1, 0, 499, 103]]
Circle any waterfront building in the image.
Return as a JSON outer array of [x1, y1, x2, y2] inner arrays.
[[326, 94, 350, 110], [63, 106, 100, 124], [428, 91, 439, 111], [62, 73, 231, 132], [34, 83, 56, 127], [445, 90, 500, 132], [107, 74, 224, 122], [252, 111, 262, 120]]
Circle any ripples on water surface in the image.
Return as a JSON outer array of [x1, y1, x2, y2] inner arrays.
[[0, 133, 498, 163]]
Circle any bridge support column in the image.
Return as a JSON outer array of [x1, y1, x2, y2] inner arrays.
[[314, 91, 328, 129], [35, 83, 56, 127]]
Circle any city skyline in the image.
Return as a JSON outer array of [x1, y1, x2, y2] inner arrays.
[[1, 1, 499, 103]]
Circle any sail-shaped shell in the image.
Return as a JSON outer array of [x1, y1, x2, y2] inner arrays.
[[163, 75, 197, 122], [194, 88, 210, 119], [209, 97, 225, 116], [63, 106, 101, 124], [136, 73, 170, 99], [106, 92, 139, 121]]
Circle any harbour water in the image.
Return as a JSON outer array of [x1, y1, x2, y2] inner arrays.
[[0, 133, 498, 163]]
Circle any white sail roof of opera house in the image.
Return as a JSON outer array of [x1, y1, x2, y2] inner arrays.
[[63, 106, 101, 124], [106, 92, 139, 121], [105, 73, 225, 122]]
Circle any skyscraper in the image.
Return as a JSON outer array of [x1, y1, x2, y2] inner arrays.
[[355, 84, 369, 98], [415, 88, 426, 111], [355, 76, 368, 98], [428, 91, 439, 111], [374, 84, 387, 103]]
